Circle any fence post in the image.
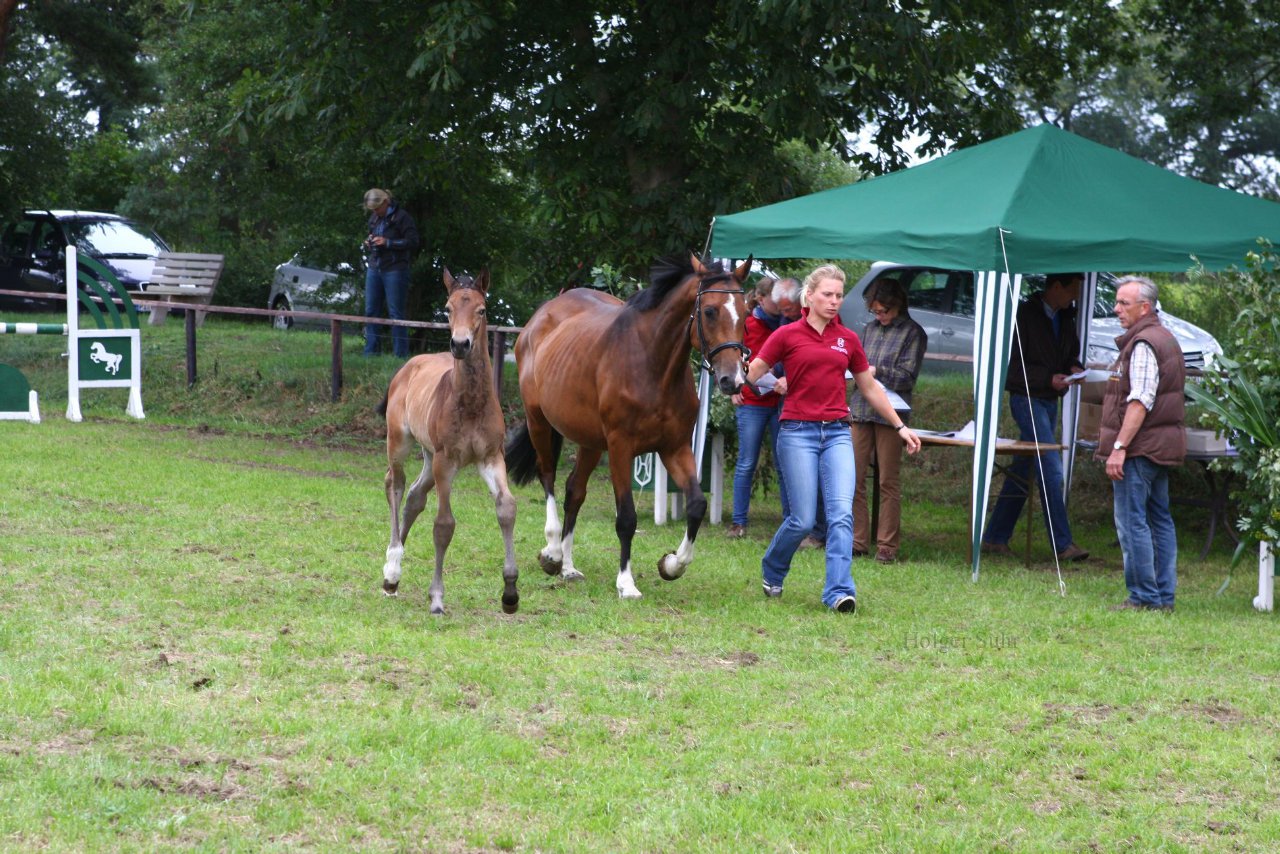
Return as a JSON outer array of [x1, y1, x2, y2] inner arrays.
[[491, 330, 507, 395], [184, 308, 198, 387], [331, 319, 343, 402]]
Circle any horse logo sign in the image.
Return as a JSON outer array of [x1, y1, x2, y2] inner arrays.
[[88, 341, 123, 375], [76, 336, 131, 382]]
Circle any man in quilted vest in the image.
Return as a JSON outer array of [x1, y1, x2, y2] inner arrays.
[[1095, 276, 1186, 612]]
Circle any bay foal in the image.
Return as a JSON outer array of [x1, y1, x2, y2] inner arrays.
[[378, 268, 518, 614]]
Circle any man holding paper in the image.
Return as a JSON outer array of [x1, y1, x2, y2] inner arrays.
[[982, 272, 1090, 562]]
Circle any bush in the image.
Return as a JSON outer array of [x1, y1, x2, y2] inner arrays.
[[1186, 242, 1280, 546]]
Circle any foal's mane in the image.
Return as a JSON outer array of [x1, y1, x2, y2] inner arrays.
[[625, 255, 730, 312]]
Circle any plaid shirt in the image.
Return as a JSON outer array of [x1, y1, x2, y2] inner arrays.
[[1126, 341, 1159, 409], [849, 313, 927, 425]]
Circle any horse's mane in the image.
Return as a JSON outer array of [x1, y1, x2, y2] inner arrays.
[[625, 255, 729, 312]]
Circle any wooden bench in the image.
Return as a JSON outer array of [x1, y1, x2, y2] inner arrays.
[[146, 252, 225, 326]]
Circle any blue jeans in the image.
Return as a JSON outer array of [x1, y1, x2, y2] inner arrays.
[[983, 394, 1075, 552], [1113, 455, 1177, 606], [731, 403, 790, 526], [364, 266, 410, 357], [762, 420, 856, 607]]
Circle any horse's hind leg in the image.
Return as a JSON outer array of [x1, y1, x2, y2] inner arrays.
[[383, 449, 434, 595], [383, 460, 408, 595], [557, 446, 602, 583], [428, 456, 459, 615], [655, 445, 704, 581], [526, 411, 566, 576], [479, 457, 519, 614], [400, 449, 436, 546]]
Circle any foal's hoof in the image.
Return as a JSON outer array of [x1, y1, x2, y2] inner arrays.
[[429, 604, 445, 616], [501, 591, 520, 614], [561, 568, 585, 582], [538, 553, 563, 576], [382, 580, 400, 596], [657, 553, 685, 581]]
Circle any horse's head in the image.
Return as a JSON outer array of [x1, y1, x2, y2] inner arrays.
[[442, 267, 491, 360], [690, 253, 751, 395]]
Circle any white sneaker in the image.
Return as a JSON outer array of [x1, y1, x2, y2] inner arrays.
[[762, 582, 783, 599], [833, 595, 857, 613]]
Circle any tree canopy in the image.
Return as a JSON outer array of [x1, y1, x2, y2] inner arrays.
[[2, 0, 1278, 318]]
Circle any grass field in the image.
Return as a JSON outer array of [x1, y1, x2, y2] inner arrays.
[[1, 317, 1277, 851]]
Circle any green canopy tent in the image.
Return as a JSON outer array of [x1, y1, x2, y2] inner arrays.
[[711, 123, 1280, 579]]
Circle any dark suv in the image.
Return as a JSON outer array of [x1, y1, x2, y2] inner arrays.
[[0, 210, 170, 308]]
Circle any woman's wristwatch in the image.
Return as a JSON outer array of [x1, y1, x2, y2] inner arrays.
[[895, 423, 908, 432]]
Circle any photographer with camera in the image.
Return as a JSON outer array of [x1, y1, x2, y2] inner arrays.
[[361, 188, 420, 358]]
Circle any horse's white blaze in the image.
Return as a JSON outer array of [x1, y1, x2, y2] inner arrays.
[[383, 545, 404, 587], [560, 532, 583, 580], [724, 297, 740, 328], [617, 562, 642, 599], [542, 495, 563, 560]]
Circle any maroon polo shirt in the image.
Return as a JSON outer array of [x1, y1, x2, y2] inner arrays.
[[756, 312, 869, 422]]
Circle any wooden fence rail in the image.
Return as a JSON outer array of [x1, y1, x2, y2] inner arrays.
[[0, 288, 522, 402]]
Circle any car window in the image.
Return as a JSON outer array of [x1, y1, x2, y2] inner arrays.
[[903, 270, 952, 314], [33, 221, 63, 256], [64, 220, 165, 257], [0, 220, 33, 260], [1092, 277, 1116, 318], [949, 271, 976, 318]]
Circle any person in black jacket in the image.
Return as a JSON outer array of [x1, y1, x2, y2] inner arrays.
[[361, 188, 420, 358], [982, 272, 1090, 562]]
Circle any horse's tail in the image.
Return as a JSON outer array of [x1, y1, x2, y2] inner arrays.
[[504, 420, 561, 486]]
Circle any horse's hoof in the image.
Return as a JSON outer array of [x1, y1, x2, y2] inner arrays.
[[429, 604, 445, 616], [561, 568, 585, 582], [382, 580, 400, 596], [657, 553, 685, 581], [501, 592, 519, 614], [617, 587, 643, 600], [539, 553, 563, 576]]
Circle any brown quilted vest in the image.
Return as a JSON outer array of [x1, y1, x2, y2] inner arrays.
[[1095, 312, 1186, 466]]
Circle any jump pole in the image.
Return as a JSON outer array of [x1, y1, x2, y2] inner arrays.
[[0, 322, 66, 422]]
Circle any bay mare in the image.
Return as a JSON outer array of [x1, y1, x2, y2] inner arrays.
[[505, 254, 750, 599], [377, 268, 518, 614]]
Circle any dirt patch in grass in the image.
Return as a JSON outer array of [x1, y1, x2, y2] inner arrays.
[[188, 454, 356, 479], [1175, 698, 1244, 725], [0, 727, 97, 757], [1043, 702, 1117, 725], [136, 774, 247, 801]]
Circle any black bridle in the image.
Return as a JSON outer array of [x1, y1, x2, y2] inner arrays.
[[686, 273, 751, 372]]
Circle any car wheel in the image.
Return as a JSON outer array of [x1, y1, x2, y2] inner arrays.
[[272, 296, 293, 330]]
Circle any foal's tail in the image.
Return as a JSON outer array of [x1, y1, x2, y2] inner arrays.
[[504, 421, 562, 486], [374, 364, 409, 418]]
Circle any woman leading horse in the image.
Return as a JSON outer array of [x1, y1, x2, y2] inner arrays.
[[505, 254, 751, 599]]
